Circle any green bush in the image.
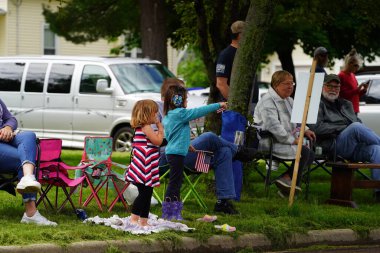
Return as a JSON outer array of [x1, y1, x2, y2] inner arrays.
[[177, 48, 209, 88]]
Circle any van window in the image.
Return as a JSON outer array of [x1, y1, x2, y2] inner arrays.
[[363, 79, 380, 104], [110, 63, 174, 94], [0, 62, 25, 91], [25, 63, 48, 92], [47, 63, 74, 93], [80, 65, 111, 94]]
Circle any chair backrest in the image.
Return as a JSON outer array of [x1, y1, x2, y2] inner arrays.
[[82, 136, 113, 163], [39, 138, 62, 162]]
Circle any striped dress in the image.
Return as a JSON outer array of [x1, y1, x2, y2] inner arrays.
[[126, 127, 160, 187]]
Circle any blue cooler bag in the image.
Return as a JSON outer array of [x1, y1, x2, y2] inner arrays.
[[221, 110, 247, 201]]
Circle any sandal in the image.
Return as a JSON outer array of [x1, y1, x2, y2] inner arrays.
[[214, 224, 236, 232], [196, 214, 217, 222]]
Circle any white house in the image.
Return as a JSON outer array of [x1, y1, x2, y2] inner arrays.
[[0, 0, 122, 57]]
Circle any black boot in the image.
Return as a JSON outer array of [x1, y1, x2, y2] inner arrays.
[[214, 199, 239, 215], [233, 146, 258, 162]]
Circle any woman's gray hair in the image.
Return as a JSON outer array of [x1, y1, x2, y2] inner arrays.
[[271, 70, 293, 88]]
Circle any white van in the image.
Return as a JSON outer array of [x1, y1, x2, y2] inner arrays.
[[0, 56, 206, 151]]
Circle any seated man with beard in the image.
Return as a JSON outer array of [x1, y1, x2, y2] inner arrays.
[[309, 74, 380, 202]]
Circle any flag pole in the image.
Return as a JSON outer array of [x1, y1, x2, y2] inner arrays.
[[288, 59, 317, 206]]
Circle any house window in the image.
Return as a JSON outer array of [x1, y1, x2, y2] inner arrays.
[[124, 48, 143, 58], [44, 24, 56, 55]]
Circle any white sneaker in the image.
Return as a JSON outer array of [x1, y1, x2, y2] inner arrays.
[[21, 210, 57, 226], [16, 175, 41, 194]]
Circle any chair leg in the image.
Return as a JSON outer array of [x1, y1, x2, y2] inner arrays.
[[305, 165, 311, 200], [107, 178, 129, 212], [153, 169, 170, 205], [82, 176, 103, 211], [58, 186, 78, 212], [55, 186, 59, 209], [265, 159, 273, 196], [356, 169, 371, 180], [253, 159, 266, 180], [104, 179, 109, 207], [182, 174, 207, 211], [37, 184, 54, 210], [153, 190, 163, 204]]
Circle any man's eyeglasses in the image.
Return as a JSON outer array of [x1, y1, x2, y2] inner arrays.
[[280, 81, 295, 87], [324, 84, 341, 90]]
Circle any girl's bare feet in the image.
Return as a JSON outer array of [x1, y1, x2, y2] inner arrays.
[[139, 217, 149, 227], [130, 214, 139, 225]]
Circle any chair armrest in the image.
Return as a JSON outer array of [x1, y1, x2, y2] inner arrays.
[[59, 163, 89, 170], [111, 161, 128, 170], [258, 130, 273, 138]]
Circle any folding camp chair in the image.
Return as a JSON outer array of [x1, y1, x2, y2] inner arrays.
[[1, 138, 41, 198], [249, 127, 310, 197], [79, 136, 129, 212], [35, 138, 89, 212], [153, 150, 212, 211], [0, 172, 18, 196]]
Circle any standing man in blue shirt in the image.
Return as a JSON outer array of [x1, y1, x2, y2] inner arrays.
[[215, 20, 258, 201], [216, 20, 246, 101]]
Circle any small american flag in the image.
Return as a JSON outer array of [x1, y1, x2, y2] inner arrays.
[[195, 150, 213, 173]]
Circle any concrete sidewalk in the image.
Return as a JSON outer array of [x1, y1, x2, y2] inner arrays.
[[1, 228, 380, 253]]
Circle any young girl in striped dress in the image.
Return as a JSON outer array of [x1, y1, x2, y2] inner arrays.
[[126, 99, 164, 227]]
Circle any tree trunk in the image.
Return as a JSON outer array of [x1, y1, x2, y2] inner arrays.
[[277, 47, 296, 82], [229, 0, 278, 117], [194, 0, 222, 134], [139, 0, 167, 66]]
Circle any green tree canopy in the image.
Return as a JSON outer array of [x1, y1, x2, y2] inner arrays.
[[43, 0, 179, 66], [43, 0, 139, 44]]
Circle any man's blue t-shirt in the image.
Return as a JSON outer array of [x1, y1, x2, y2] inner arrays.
[[215, 45, 259, 105], [216, 45, 237, 83]]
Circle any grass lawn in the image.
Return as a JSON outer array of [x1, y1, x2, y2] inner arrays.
[[1, 149, 380, 250]]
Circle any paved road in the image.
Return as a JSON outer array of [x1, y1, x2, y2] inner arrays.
[[271, 245, 380, 252]]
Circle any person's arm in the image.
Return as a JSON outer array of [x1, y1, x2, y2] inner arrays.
[[0, 99, 17, 142], [358, 81, 369, 96], [0, 99, 17, 130], [309, 103, 346, 136], [180, 102, 226, 122], [304, 129, 316, 142], [260, 104, 295, 145], [339, 74, 361, 98], [216, 77, 229, 100], [142, 123, 164, 146]]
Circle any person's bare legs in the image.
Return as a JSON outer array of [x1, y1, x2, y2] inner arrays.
[[24, 200, 37, 217], [22, 163, 35, 177]]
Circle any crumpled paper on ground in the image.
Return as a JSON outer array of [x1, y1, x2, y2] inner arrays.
[[84, 213, 195, 235]]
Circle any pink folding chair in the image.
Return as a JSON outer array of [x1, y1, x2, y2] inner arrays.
[[79, 136, 130, 212], [36, 138, 89, 212]]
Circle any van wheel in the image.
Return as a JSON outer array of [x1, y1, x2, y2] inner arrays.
[[113, 127, 134, 152]]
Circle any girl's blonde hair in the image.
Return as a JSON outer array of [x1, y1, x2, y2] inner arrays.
[[130, 99, 158, 128]]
